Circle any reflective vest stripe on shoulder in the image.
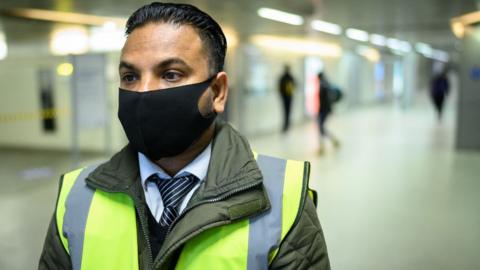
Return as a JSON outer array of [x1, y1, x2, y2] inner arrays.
[[174, 154, 308, 269], [57, 164, 138, 270], [56, 154, 309, 270]]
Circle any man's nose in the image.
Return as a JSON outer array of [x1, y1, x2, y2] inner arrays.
[[138, 75, 160, 92]]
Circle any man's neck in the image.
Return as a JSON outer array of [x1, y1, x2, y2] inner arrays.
[[154, 124, 215, 177]]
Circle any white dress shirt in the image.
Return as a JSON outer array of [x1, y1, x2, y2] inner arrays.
[[138, 143, 211, 222]]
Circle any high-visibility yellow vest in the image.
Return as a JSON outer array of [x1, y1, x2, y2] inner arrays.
[[56, 154, 311, 270]]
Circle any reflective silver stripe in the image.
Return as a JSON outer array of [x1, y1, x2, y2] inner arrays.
[[248, 155, 286, 270], [63, 164, 98, 270]]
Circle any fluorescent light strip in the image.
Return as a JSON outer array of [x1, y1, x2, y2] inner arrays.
[[257, 8, 304, 26], [310, 20, 342, 35], [451, 21, 465, 38], [387, 38, 401, 50], [50, 27, 89, 55], [346, 28, 369, 42], [432, 50, 449, 62], [415, 42, 432, 57], [4, 8, 126, 27], [370, 34, 387, 46], [387, 38, 411, 53], [0, 32, 7, 60], [451, 10, 480, 26], [449, 10, 480, 38], [356, 45, 380, 62], [415, 45, 449, 62], [399, 41, 412, 53], [251, 35, 342, 57]]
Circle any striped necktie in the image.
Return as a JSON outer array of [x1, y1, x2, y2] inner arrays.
[[150, 173, 198, 227]]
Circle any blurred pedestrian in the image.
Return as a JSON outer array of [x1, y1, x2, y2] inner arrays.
[[430, 69, 450, 121], [278, 65, 296, 132], [317, 72, 340, 155]]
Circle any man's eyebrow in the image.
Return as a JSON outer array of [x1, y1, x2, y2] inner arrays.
[[119, 61, 137, 71], [156, 58, 193, 72], [119, 58, 193, 72]]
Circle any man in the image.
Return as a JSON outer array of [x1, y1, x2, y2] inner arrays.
[[317, 72, 340, 155], [39, 2, 330, 269], [278, 65, 296, 132], [430, 69, 450, 121]]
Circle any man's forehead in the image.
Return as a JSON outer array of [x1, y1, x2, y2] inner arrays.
[[119, 22, 208, 70], [122, 22, 201, 51]]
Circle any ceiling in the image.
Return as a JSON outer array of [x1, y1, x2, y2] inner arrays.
[[0, 0, 478, 53]]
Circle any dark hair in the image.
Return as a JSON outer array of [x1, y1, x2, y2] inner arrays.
[[125, 2, 227, 74]]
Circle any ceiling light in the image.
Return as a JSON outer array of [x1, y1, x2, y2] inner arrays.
[[57, 63, 74, 76], [257, 8, 304, 26], [387, 38, 411, 54], [50, 27, 89, 55], [310, 20, 342, 35], [398, 41, 412, 53], [370, 34, 387, 46], [0, 32, 7, 60], [432, 50, 449, 62], [346, 28, 369, 42], [450, 10, 480, 38], [387, 38, 401, 50], [387, 38, 403, 52], [356, 45, 380, 62], [415, 42, 433, 57], [3, 8, 125, 27], [251, 35, 342, 57], [451, 21, 466, 38], [89, 23, 125, 52], [417, 46, 449, 62], [451, 10, 480, 26]]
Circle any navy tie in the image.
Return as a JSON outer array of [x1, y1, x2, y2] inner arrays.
[[150, 173, 198, 227]]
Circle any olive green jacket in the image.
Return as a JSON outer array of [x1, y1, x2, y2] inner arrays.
[[39, 121, 330, 269]]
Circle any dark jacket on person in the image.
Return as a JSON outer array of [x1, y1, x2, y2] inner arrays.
[[279, 72, 295, 98], [319, 79, 332, 114], [39, 121, 331, 270], [430, 74, 449, 98]]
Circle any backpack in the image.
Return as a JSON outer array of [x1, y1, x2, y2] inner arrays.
[[328, 86, 343, 103]]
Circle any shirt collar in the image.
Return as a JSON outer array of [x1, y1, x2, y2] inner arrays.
[[138, 143, 212, 187]]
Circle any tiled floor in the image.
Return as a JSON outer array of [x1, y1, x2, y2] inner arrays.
[[1, 101, 479, 270], [250, 103, 480, 270]]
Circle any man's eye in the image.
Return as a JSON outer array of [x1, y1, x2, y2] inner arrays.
[[163, 71, 182, 81], [122, 74, 137, 82]]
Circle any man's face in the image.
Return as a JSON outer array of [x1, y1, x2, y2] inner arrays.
[[119, 22, 211, 91]]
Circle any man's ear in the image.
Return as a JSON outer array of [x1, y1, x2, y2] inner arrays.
[[211, 71, 228, 114]]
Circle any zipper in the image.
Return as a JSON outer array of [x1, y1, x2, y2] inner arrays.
[[154, 181, 262, 268], [134, 202, 154, 269]]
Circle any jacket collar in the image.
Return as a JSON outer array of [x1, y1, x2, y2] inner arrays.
[[86, 121, 264, 201], [191, 121, 263, 202]]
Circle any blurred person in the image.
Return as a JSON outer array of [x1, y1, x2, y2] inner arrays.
[[430, 69, 450, 121], [278, 64, 296, 132], [317, 72, 341, 155], [39, 2, 330, 270]]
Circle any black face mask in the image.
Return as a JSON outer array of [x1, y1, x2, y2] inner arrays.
[[118, 76, 217, 160]]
